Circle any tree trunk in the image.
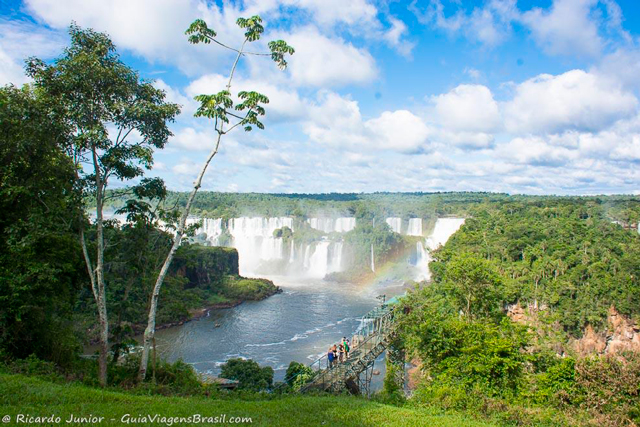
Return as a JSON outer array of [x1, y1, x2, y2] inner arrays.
[[138, 39, 247, 381], [138, 132, 222, 380], [92, 146, 109, 387]]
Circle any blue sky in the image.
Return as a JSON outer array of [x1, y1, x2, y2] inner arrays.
[[1, 0, 639, 194]]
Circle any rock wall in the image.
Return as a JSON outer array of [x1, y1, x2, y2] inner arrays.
[[573, 306, 640, 356]]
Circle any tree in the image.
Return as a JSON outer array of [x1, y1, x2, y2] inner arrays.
[[27, 25, 180, 386], [0, 85, 84, 366], [138, 15, 294, 380], [220, 358, 274, 392], [441, 253, 504, 320]]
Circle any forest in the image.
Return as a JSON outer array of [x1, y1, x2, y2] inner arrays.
[[398, 198, 640, 425]]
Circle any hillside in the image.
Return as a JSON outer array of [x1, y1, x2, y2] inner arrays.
[[0, 373, 492, 427]]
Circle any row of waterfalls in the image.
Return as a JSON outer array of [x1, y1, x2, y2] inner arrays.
[[186, 216, 465, 280]]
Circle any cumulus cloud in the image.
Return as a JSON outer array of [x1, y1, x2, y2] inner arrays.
[[305, 91, 431, 153], [497, 136, 578, 167], [503, 69, 638, 134], [522, 0, 602, 57], [170, 127, 217, 152], [431, 84, 501, 133], [24, 0, 246, 75], [280, 27, 378, 87]]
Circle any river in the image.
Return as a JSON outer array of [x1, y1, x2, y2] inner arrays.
[[153, 275, 406, 382]]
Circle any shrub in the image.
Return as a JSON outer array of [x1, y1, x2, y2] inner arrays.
[[220, 358, 273, 392]]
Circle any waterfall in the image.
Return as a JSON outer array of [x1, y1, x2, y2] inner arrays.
[[414, 241, 429, 281], [289, 240, 295, 263], [227, 217, 293, 276], [187, 215, 347, 278], [414, 218, 466, 281], [307, 241, 330, 278], [425, 218, 466, 250], [328, 242, 343, 273], [370, 244, 375, 272], [407, 218, 423, 236], [307, 217, 356, 233], [385, 217, 402, 234]]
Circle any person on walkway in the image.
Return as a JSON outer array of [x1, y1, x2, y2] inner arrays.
[[344, 337, 350, 360], [327, 346, 335, 368], [338, 342, 345, 363]]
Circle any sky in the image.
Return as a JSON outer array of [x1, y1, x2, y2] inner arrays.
[[1, 0, 639, 195]]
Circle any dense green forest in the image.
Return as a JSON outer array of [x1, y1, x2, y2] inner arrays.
[[398, 198, 640, 425]]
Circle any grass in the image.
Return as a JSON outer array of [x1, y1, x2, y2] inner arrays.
[[0, 373, 494, 426]]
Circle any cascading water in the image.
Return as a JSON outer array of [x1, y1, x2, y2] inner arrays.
[[407, 218, 423, 236], [413, 218, 466, 281], [190, 216, 346, 278], [385, 217, 402, 234], [425, 218, 466, 250], [188, 217, 223, 245], [227, 217, 293, 276], [370, 244, 375, 272], [414, 241, 429, 281], [307, 217, 356, 233]]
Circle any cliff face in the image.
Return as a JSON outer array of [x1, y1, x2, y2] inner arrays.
[[573, 306, 640, 356], [172, 245, 239, 290]]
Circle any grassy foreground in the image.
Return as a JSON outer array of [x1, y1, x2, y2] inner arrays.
[[0, 373, 493, 427]]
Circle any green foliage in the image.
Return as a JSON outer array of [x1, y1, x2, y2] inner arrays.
[[220, 358, 274, 392], [379, 359, 405, 405], [575, 353, 640, 423], [27, 24, 181, 186], [185, 19, 217, 44], [439, 254, 504, 320], [273, 226, 293, 239], [268, 40, 295, 70], [430, 199, 640, 334], [284, 361, 315, 391], [236, 16, 264, 41], [0, 85, 84, 366], [223, 277, 278, 301]]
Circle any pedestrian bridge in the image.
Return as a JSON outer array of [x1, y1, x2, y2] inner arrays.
[[292, 296, 404, 395]]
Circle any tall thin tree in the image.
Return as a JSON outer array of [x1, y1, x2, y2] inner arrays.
[[138, 16, 294, 380], [28, 25, 180, 386]]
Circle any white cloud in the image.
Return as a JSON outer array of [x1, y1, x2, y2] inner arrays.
[[364, 110, 431, 153], [0, 47, 29, 86], [305, 91, 431, 153], [431, 84, 501, 133], [522, 0, 602, 57], [382, 17, 416, 58], [497, 136, 578, 166], [281, 27, 378, 87], [170, 127, 217, 152], [0, 19, 67, 85], [595, 48, 640, 91], [411, 0, 518, 47], [503, 69, 638, 134], [172, 159, 199, 175], [25, 0, 241, 75]]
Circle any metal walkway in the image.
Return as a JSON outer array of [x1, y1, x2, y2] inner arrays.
[[296, 297, 403, 395]]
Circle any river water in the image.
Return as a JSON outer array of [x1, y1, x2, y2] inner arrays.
[[153, 276, 406, 382]]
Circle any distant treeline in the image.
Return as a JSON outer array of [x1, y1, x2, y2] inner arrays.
[[96, 190, 640, 223]]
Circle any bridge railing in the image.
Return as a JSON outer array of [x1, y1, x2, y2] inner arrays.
[[273, 299, 402, 393], [295, 304, 398, 392]]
